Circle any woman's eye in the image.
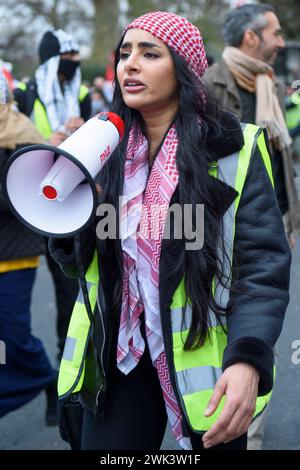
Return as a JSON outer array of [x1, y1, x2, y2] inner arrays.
[[144, 52, 159, 59], [119, 52, 159, 60]]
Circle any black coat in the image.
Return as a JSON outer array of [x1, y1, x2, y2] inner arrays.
[[0, 147, 46, 261], [49, 113, 291, 427]]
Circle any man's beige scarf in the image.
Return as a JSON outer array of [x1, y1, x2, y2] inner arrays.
[[223, 46, 292, 151]]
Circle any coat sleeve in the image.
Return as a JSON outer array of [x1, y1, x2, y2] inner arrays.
[[222, 143, 292, 395]]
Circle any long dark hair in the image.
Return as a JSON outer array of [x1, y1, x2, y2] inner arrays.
[[98, 36, 234, 350]]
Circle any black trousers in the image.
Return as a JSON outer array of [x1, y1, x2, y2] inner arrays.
[[81, 336, 247, 451]]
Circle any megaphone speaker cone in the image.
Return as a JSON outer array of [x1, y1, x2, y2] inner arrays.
[[2, 144, 98, 238], [2, 112, 125, 238]]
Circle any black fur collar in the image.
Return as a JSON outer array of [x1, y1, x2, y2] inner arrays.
[[206, 110, 244, 161]]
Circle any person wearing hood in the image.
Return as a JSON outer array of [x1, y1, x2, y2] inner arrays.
[[14, 29, 91, 145]]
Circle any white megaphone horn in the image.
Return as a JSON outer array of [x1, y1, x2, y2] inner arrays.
[[2, 112, 125, 237]]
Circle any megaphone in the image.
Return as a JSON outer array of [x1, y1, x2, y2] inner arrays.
[[2, 112, 125, 237]]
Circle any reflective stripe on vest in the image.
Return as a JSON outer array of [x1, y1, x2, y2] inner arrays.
[[57, 123, 274, 429], [58, 250, 99, 398]]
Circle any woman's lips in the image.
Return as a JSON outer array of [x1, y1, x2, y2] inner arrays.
[[124, 84, 147, 93]]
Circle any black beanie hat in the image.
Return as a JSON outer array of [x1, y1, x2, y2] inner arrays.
[[38, 31, 60, 64], [38, 30, 79, 64]]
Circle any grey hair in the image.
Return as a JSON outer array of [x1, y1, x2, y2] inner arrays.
[[223, 4, 275, 47]]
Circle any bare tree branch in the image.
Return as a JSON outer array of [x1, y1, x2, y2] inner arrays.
[[0, 0, 94, 74]]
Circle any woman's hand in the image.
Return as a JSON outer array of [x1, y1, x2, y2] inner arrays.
[[202, 362, 259, 448]]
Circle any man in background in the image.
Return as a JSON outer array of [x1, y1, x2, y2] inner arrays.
[[204, 3, 300, 251], [204, 2, 300, 450]]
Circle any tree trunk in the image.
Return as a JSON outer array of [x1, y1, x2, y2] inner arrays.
[[90, 0, 120, 66]]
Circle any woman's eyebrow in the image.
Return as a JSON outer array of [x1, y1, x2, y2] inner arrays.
[[120, 41, 162, 50]]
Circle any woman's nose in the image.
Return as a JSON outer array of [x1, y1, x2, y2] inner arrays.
[[124, 54, 140, 72]]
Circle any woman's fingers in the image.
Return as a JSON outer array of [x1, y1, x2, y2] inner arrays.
[[202, 396, 239, 448], [205, 402, 255, 448], [204, 379, 226, 417], [202, 363, 259, 448]]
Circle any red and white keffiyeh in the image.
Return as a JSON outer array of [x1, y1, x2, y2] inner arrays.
[[118, 123, 179, 372], [118, 123, 191, 449]]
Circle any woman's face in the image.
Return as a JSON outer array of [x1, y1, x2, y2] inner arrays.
[[117, 29, 179, 114]]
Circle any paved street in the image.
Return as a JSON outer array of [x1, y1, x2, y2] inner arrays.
[[1, 235, 300, 450]]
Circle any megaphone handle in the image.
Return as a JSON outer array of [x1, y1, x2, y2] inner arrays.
[[74, 235, 95, 327]]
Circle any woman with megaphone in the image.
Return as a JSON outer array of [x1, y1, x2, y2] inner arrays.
[[48, 12, 291, 451]]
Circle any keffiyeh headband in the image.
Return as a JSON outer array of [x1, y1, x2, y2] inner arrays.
[[125, 11, 208, 81]]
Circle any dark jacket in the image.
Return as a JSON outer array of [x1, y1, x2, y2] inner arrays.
[[203, 60, 300, 236], [0, 147, 46, 261], [49, 114, 291, 434]]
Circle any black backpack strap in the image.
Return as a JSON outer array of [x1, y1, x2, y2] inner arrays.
[[14, 79, 38, 117], [24, 79, 38, 116]]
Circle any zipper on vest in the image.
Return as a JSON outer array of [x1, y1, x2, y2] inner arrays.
[[95, 384, 105, 416]]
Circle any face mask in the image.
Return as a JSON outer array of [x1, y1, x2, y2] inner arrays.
[[58, 58, 80, 80]]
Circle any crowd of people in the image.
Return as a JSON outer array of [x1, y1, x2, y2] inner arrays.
[[0, 2, 299, 452]]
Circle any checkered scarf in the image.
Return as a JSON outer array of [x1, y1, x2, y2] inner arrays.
[[118, 123, 191, 449]]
